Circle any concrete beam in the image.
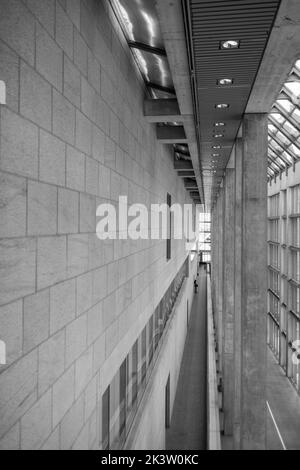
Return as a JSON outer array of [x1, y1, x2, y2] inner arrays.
[[157, 125, 187, 144], [174, 160, 193, 171], [239, 114, 268, 450], [184, 181, 197, 190], [177, 171, 195, 177], [144, 98, 189, 123]]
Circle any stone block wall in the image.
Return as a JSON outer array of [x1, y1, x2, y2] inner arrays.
[[0, 0, 192, 449]]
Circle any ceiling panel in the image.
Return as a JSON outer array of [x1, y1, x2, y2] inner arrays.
[[187, 0, 281, 206]]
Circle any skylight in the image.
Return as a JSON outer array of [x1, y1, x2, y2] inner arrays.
[[268, 58, 300, 179]]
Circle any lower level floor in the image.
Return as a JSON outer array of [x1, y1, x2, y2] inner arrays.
[[221, 346, 300, 450]]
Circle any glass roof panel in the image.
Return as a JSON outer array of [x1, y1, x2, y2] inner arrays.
[[282, 151, 294, 164], [285, 81, 300, 98], [269, 139, 282, 152], [269, 162, 279, 173], [276, 131, 291, 146], [282, 120, 298, 137], [292, 108, 300, 123], [290, 144, 300, 158], [277, 99, 295, 113], [295, 59, 300, 71], [272, 113, 285, 124], [268, 124, 277, 133], [268, 151, 286, 168], [111, 0, 174, 98], [132, 49, 174, 90], [268, 58, 300, 178], [111, 0, 164, 48], [268, 168, 275, 176]]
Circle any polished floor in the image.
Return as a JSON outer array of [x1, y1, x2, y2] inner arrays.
[[166, 265, 207, 450]]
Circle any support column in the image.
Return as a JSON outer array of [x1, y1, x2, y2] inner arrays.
[[233, 138, 243, 448], [211, 205, 218, 317], [240, 114, 268, 449], [217, 186, 225, 379], [222, 166, 236, 436]]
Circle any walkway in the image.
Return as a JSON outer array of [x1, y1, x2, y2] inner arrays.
[[166, 266, 207, 450], [267, 348, 300, 450]]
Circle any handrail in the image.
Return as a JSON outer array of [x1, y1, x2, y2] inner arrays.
[[207, 273, 221, 450]]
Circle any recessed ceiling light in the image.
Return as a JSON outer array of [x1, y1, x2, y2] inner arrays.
[[216, 103, 229, 109], [220, 40, 240, 49], [212, 153, 220, 157], [214, 134, 223, 138], [215, 122, 225, 127], [218, 78, 233, 86], [212, 145, 221, 149]]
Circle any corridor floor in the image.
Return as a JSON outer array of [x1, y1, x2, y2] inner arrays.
[[267, 348, 300, 450], [222, 347, 300, 450], [166, 266, 207, 450]]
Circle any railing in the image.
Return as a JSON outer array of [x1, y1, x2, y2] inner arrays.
[[103, 257, 189, 450], [207, 273, 221, 450], [123, 265, 191, 449]]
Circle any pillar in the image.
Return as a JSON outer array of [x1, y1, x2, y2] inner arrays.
[[233, 138, 243, 448], [211, 205, 218, 317], [217, 186, 225, 378], [239, 114, 268, 449], [222, 166, 236, 435]]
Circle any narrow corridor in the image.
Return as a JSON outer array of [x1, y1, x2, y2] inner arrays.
[[166, 266, 207, 450]]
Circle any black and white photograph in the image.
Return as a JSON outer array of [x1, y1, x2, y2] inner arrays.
[[0, 0, 299, 454]]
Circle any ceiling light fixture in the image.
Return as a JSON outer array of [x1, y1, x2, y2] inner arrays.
[[216, 103, 229, 109], [212, 153, 220, 157], [212, 145, 221, 149], [218, 78, 233, 86], [220, 40, 240, 50], [214, 134, 223, 138], [215, 122, 225, 127]]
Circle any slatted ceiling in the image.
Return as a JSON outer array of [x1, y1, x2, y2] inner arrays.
[[187, 0, 280, 206], [190, 0, 279, 9]]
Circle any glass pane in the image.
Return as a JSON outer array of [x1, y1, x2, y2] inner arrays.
[[277, 99, 294, 113], [270, 162, 278, 173], [283, 120, 298, 137], [102, 387, 110, 450], [272, 113, 285, 124], [292, 108, 300, 123], [111, 0, 165, 49], [282, 151, 294, 164], [269, 139, 283, 152], [268, 124, 277, 134], [295, 59, 300, 71], [285, 81, 300, 98], [289, 144, 300, 159], [276, 131, 291, 146]]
